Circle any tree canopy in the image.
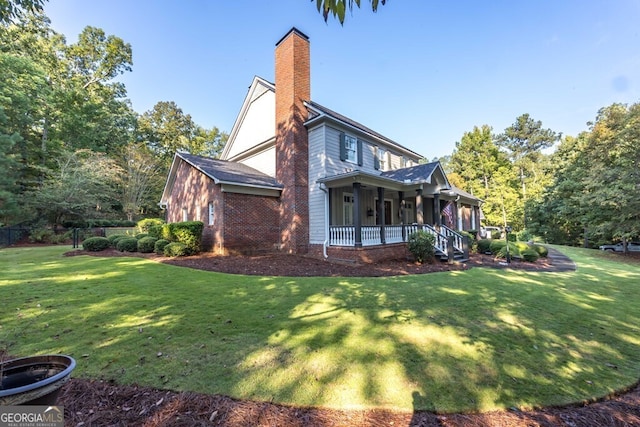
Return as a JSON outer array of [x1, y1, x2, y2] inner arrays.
[[0, 10, 228, 226], [314, 0, 386, 24]]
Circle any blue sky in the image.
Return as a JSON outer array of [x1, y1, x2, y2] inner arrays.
[[44, 0, 639, 159]]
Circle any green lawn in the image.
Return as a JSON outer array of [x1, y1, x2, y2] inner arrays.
[[1, 245, 639, 413]]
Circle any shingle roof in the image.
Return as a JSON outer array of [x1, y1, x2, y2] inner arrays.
[[380, 162, 439, 183], [305, 101, 423, 159], [177, 152, 283, 189]]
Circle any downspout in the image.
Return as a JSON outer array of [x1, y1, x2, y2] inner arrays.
[[319, 183, 329, 259]]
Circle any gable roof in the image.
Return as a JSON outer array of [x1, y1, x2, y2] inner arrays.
[[317, 161, 453, 193], [177, 152, 283, 189], [380, 162, 439, 183], [160, 152, 283, 206], [305, 101, 424, 160]]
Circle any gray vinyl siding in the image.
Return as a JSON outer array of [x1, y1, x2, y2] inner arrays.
[[308, 125, 327, 244], [307, 121, 424, 243]]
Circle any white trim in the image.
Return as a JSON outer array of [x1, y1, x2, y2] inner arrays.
[[221, 76, 275, 160], [304, 101, 423, 161]]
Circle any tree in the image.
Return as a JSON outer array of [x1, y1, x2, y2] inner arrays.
[[528, 102, 640, 247], [0, 52, 50, 222], [497, 114, 559, 226], [137, 101, 228, 167], [0, 122, 21, 225], [580, 103, 640, 245], [449, 125, 517, 227], [117, 143, 164, 221], [65, 26, 132, 91], [313, 0, 386, 24], [0, 0, 46, 25], [49, 25, 135, 153], [527, 135, 590, 245], [26, 150, 122, 225]]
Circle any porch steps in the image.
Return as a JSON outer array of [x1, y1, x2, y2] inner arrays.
[[436, 249, 468, 263]]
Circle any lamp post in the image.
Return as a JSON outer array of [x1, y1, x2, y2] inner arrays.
[[504, 226, 512, 263]]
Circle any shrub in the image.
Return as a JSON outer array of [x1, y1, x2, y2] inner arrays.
[[518, 229, 533, 242], [489, 239, 507, 254], [532, 244, 548, 257], [491, 230, 502, 240], [135, 233, 149, 240], [164, 242, 188, 257], [137, 236, 158, 253], [116, 237, 139, 252], [514, 241, 530, 252], [107, 234, 128, 247], [162, 221, 203, 254], [154, 239, 170, 255], [82, 237, 110, 252], [459, 231, 477, 253], [408, 230, 436, 264], [477, 239, 492, 254], [137, 218, 165, 236], [495, 243, 521, 260], [521, 248, 540, 262], [29, 228, 56, 244], [146, 224, 164, 239]]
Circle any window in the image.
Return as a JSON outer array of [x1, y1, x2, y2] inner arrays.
[[404, 201, 415, 224], [182, 207, 188, 222], [340, 132, 362, 165], [208, 202, 215, 225], [195, 204, 201, 221], [344, 135, 357, 163], [377, 148, 387, 171], [343, 193, 354, 225]]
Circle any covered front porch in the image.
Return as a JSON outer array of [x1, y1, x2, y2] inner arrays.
[[315, 165, 481, 260]]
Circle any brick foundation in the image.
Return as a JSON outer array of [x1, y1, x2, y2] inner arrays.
[[308, 243, 410, 264]]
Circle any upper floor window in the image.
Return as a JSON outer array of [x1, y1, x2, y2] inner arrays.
[[339, 132, 363, 166], [344, 135, 357, 163], [377, 148, 388, 171]]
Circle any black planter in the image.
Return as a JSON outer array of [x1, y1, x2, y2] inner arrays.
[[0, 355, 76, 405]]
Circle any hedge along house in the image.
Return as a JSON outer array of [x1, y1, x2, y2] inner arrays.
[[160, 28, 482, 262]]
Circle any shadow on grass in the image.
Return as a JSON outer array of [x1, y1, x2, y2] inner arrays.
[[1, 246, 639, 415]]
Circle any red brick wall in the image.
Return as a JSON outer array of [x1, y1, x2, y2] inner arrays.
[[308, 243, 410, 264], [165, 159, 223, 252], [275, 28, 310, 254], [222, 192, 280, 254], [166, 159, 280, 254]]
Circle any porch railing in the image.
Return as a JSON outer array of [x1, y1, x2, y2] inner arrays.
[[328, 224, 465, 257]]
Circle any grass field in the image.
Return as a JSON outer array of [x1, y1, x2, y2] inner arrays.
[[1, 245, 639, 413]]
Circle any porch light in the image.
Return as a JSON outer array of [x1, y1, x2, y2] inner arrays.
[[367, 207, 374, 217]]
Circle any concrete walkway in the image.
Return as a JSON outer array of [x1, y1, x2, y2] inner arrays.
[[546, 247, 577, 272]]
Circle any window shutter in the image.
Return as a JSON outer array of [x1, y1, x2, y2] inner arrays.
[[357, 139, 363, 166], [374, 147, 380, 170], [339, 132, 346, 161]]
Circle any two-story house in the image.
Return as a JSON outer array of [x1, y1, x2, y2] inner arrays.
[[160, 28, 481, 263]]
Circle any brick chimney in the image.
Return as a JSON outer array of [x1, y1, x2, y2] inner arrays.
[[275, 27, 310, 254]]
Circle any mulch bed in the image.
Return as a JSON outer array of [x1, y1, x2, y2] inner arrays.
[[64, 248, 555, 277], [16, 246, 640, 425], [58, 377, 640, 427]]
